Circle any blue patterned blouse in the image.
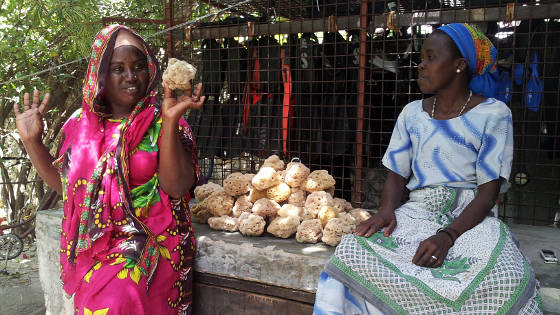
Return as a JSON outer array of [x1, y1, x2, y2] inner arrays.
[[381, 98, 513, 192]]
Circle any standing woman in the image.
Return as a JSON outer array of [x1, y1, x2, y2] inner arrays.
[[313, 24, 543, 314], [14, 25, 204, 314]]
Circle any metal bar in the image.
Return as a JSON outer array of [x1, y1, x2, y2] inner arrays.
[[387, 3, 560, 28], [101, 17, 167, 24], [190, 15, 362, 39], [354, 0, 368, 204], [189, 3, 560, 40], [166, 0, 174, 59], [199, 0, 247, 15]]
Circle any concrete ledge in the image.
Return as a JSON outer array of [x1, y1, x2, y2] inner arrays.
[[192, 222, 333, 292], [36, 209, 560, 314], [35, 209, 74, 315]]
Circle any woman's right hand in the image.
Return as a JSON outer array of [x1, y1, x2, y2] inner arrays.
[[354, 208, 397, 238], [13, 90, 50, 143]]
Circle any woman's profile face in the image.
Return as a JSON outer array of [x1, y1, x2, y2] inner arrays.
[[103, 45, 149, 114], [417, 32, 459, 94]]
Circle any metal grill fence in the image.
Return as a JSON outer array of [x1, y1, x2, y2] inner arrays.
[[169, 0, 560, 226]]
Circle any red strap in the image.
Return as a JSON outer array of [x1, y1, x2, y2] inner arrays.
[[281, 48, 293, 155], [243, 49, 262, 132]]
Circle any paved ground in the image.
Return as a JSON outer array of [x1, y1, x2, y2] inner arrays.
[[0, 243, 45, 315]]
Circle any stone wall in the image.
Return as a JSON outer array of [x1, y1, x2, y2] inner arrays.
[[35, 209, 74, 315]]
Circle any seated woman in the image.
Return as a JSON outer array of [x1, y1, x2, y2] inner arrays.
[[313, 23, 542, 314], [13, 25, 204, 314]]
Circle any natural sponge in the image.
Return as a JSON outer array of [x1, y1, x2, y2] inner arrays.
[[349, 208, 372, 226], [302, 170, 336, 192], [191, 204, 212, 224], [251, 166, 281, 190], [223, 172, 252, 196], [208, 216, 239, 232], [322, 218, 353, 246], [203, 190, 234, 217], [252, 198, 281, 218], [336, 212, 357, 231], [302, 191, 334, 220], [318, 205, 338, 227], [194, 182, 223, 202], [277, 204, 304, 219], [284, 162, 310, 188], [333, 198, 352, 213], [261, 154, 285, 171], [267, 216, 300, 238], [266, 182, 291, 203], [232, 195, 253, 217], [288, 187, 306, 207], [296, 219, 323, 243], [238, 212, 266, 236], [162, 58, 197, 90], [248, 186, 267, 203]]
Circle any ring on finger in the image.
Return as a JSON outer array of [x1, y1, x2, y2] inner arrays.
[[430, 255, 438, 261]]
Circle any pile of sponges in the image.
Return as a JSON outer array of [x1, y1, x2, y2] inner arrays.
[[191, 155, 372, 246]]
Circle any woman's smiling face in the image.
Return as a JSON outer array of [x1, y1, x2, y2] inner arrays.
[[103, 45, 149, 115], [417, 32, 461, 94]]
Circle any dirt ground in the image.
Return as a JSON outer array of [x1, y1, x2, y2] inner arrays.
[[0, 242, 45, 315]]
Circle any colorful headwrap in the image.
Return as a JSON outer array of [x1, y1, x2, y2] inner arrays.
[[438, 23, 500, 99], [54, 25, 198, 295]]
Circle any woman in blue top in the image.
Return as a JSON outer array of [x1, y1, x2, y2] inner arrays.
[[313, 23, 542, 314]]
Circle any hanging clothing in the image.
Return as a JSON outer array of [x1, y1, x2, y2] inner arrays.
[[280, 46, 295, 156], [288, 33, 323, 157], [54, 24, 200, 315], [220, 38, 248, 157], [243, 37, 283, 156], [317, 32, 357, 157], [188, 38, 224, 158]]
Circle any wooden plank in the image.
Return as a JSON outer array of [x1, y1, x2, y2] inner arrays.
[[193, 283, 314, 315], [194, 271, 316, 304]]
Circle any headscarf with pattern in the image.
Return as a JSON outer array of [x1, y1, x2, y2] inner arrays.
[[438, 23, 500, 99]]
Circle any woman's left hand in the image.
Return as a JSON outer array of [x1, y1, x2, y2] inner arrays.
[[161, 82, 205, 123], [412, 233, 453, 268]]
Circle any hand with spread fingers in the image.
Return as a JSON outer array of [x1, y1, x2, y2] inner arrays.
[[161, 82, 205, 124], [412, 233, 453, 268], [354, 208, 397, 238], [13, 90, 51, 143]]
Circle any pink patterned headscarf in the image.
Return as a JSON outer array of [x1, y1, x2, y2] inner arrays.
[[55, 24, 168, 294]]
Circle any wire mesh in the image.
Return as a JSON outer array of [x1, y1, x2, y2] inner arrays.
[[170, 0, 560, 226]]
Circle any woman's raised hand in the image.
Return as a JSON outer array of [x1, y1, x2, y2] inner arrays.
[[161, 82, 205, 123], [354, 208, 397, 238], [13, 90, 50, 143]]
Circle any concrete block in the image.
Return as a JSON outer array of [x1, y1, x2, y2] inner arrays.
[[193, 222, 334, 292], [36, 209, 74, 315]]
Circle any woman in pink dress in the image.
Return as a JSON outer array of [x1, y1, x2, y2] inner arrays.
[[13, 24, 204, 315]]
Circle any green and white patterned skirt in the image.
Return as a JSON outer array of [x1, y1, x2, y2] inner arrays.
[[315, 186, 542, 315]]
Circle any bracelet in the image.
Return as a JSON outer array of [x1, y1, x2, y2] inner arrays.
[[436, 228, 456, 247], [446, 227, 459, 240]]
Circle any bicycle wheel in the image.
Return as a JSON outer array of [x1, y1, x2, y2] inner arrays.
[[0, 233, 24, 260]]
